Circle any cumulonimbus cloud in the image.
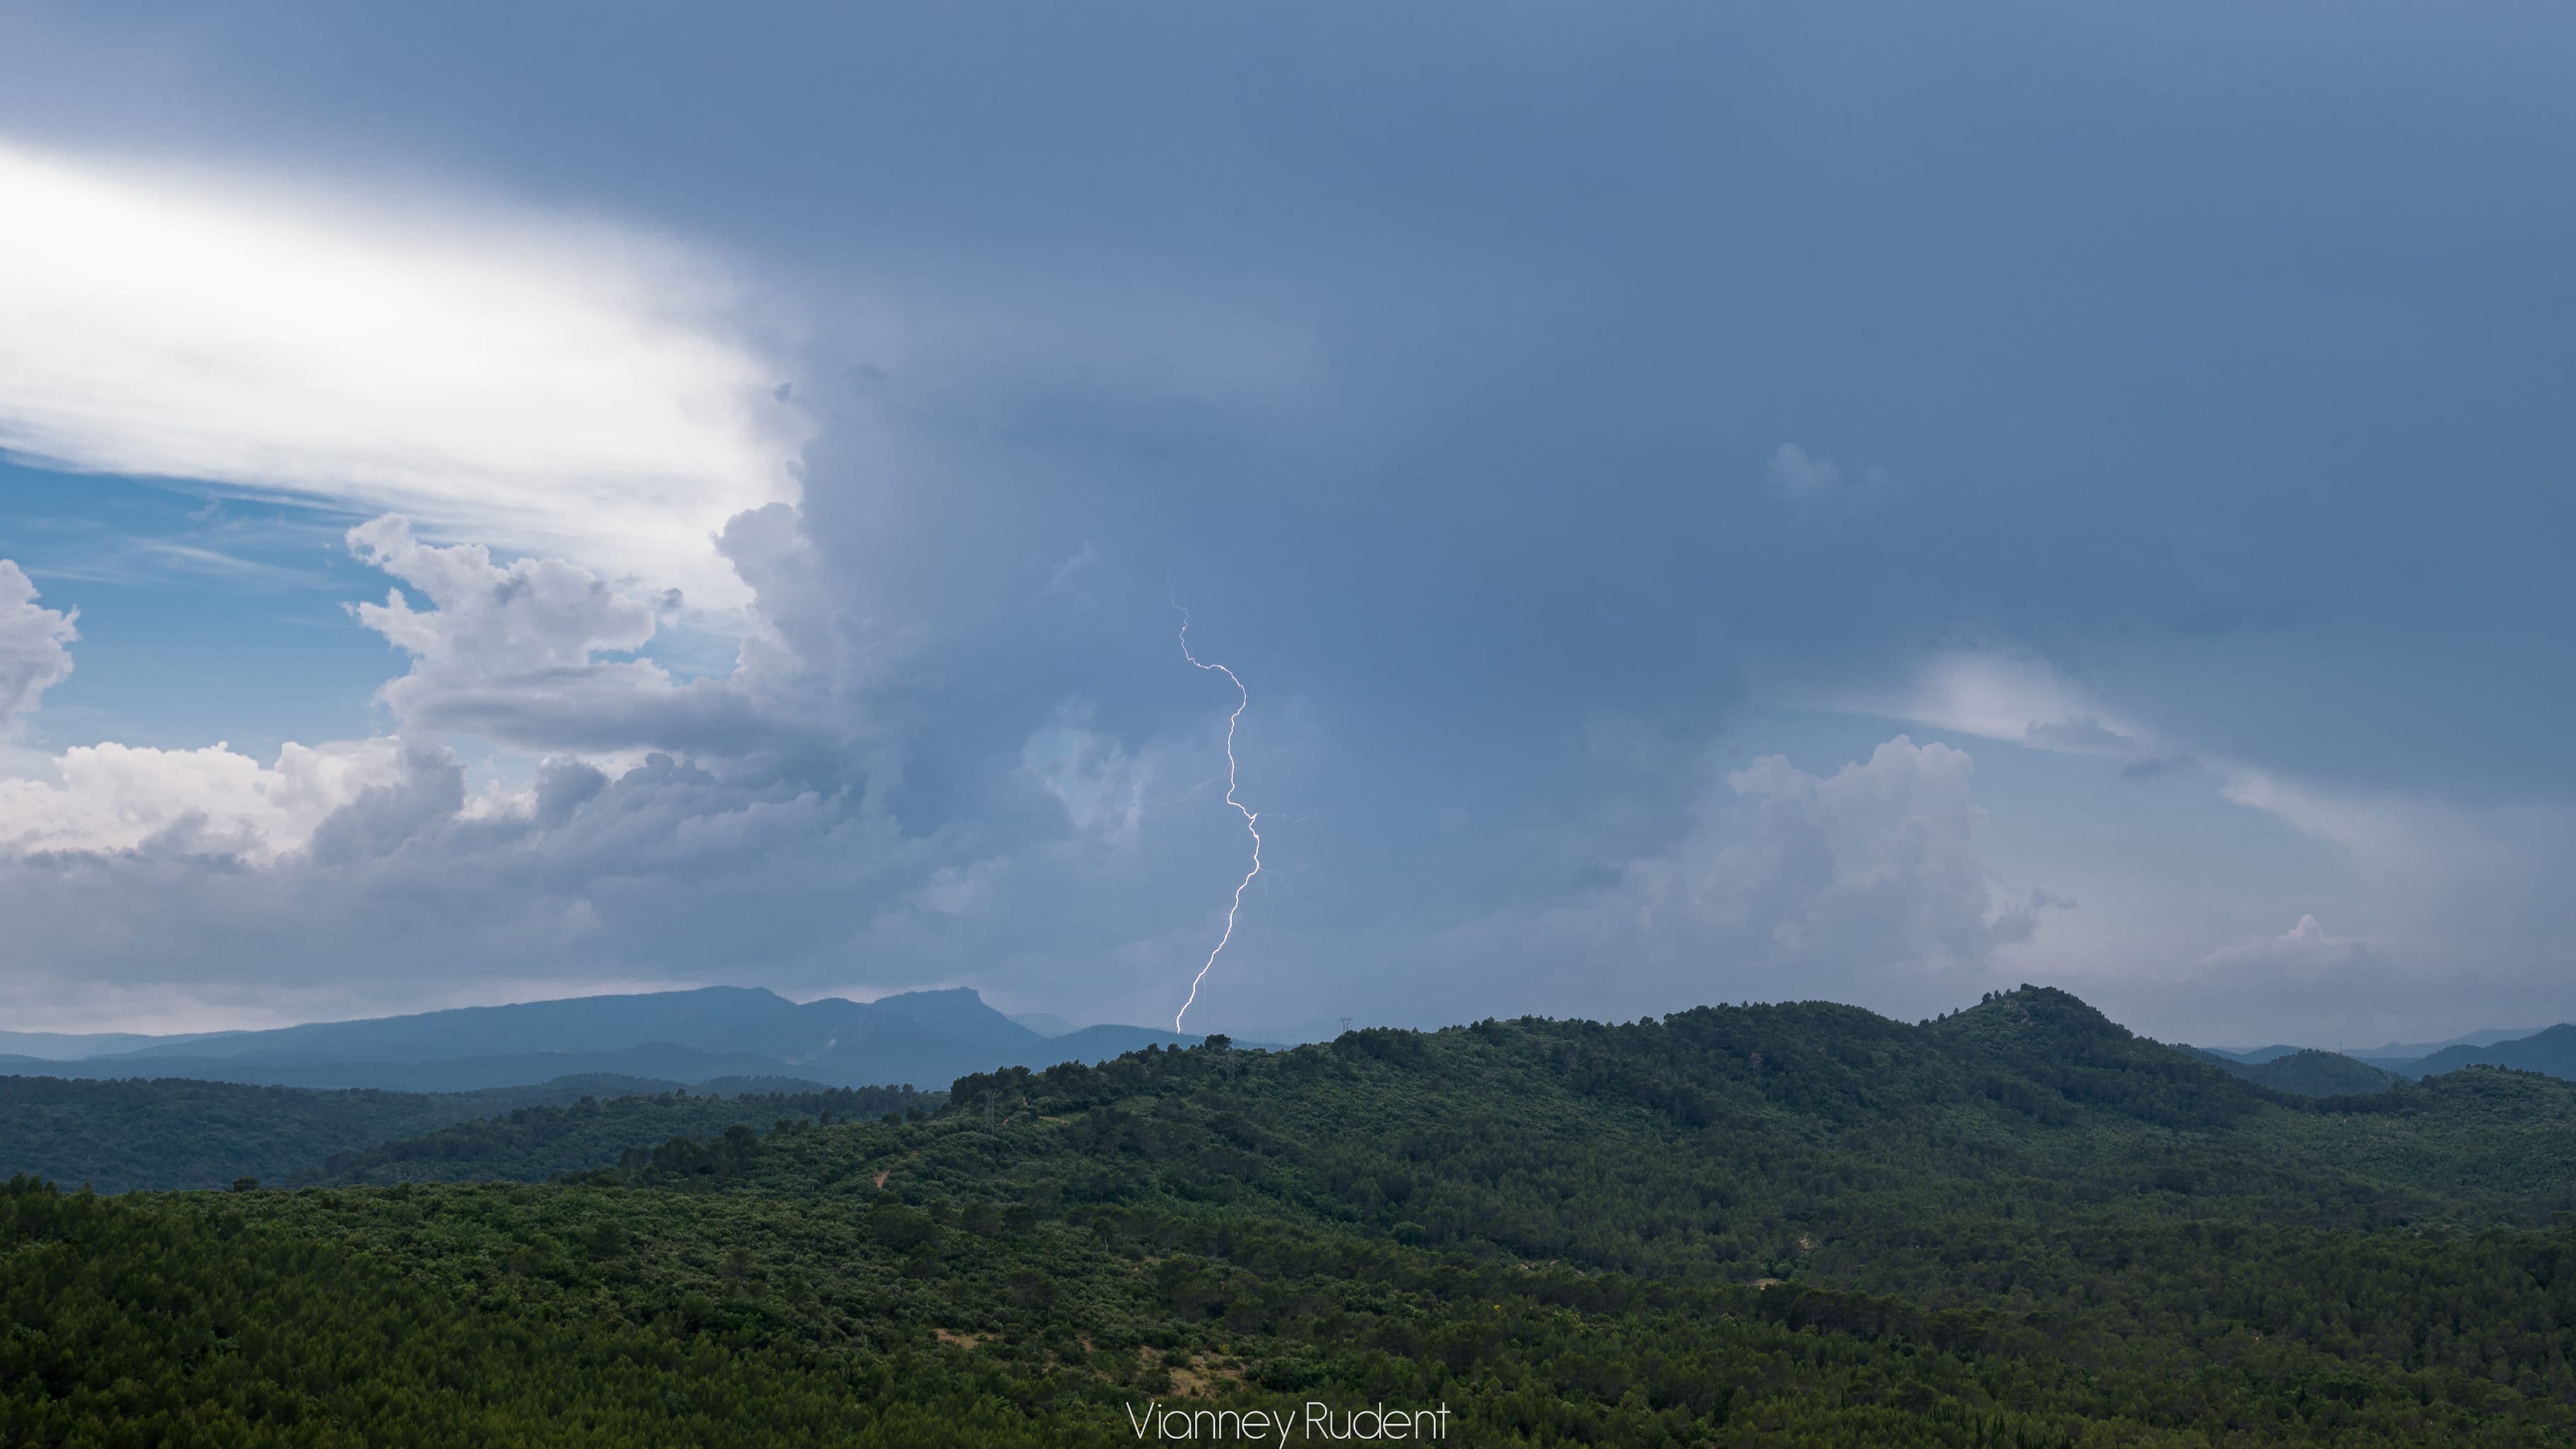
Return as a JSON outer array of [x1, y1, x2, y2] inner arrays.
[[0, 139, 807, 607]]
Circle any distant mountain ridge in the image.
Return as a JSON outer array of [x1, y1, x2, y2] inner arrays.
[[0, 987, 1199, 1093], [0, 1029, 241, 1061], [2175, 1025, 2576, 1095], [2193, 1025, 2547, 1069], [2179, 1046, 2402, 1096], [2355, 1026, 2544, 1061], [2385, 1023, 2576, 1082]]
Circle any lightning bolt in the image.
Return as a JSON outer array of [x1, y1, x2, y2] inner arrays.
[[1174, 610, 1260, 1032]]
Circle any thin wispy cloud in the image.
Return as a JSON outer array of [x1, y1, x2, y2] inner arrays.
[[1764, 443, 1897, 516], [27, 538, 337, 592], [1049, 542, 1100, 592], [1818, 648, 2160, 759]]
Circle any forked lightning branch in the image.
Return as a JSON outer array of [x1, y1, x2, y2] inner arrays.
[[1174, 611, 1263, 1032]]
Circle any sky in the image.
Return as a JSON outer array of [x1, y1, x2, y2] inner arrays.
[[0, 1, 2569, 1046]]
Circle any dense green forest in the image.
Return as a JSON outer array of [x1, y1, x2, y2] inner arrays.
[[13, 986, 2576, 1443], [0, 1072, 705, 1194], [306, 1083, 935, 1187], [0, 1071, 933, 1194]]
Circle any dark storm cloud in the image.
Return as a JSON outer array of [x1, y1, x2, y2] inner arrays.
[[1, 1, 2572, 1040]]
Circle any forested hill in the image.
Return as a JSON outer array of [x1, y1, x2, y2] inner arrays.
[[306, 1082, 937, 1187], [14, 985, 2576, 1444], [0, 1073, 927, 1193], [0, 1073, 683, 1194]]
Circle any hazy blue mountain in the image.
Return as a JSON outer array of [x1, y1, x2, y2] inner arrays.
[[1006, 1012, 1078, 1037], [0, 1029, 238, 1060], [101, 986, 817, 1064], [789, 991, 1201, 1087], [2391, 1024, 2576, 1082], [2356, 1026, 2543, 1061], [1048, 1024, 1204, 1058], [852, 988, 1038, 1053], [0, 1044, 795, 1094], [2190, 1024, 2547, 1073], [15, 986, 1204, 1093]]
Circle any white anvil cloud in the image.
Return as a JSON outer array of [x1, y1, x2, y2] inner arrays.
[[0, 139, 806, 608]]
